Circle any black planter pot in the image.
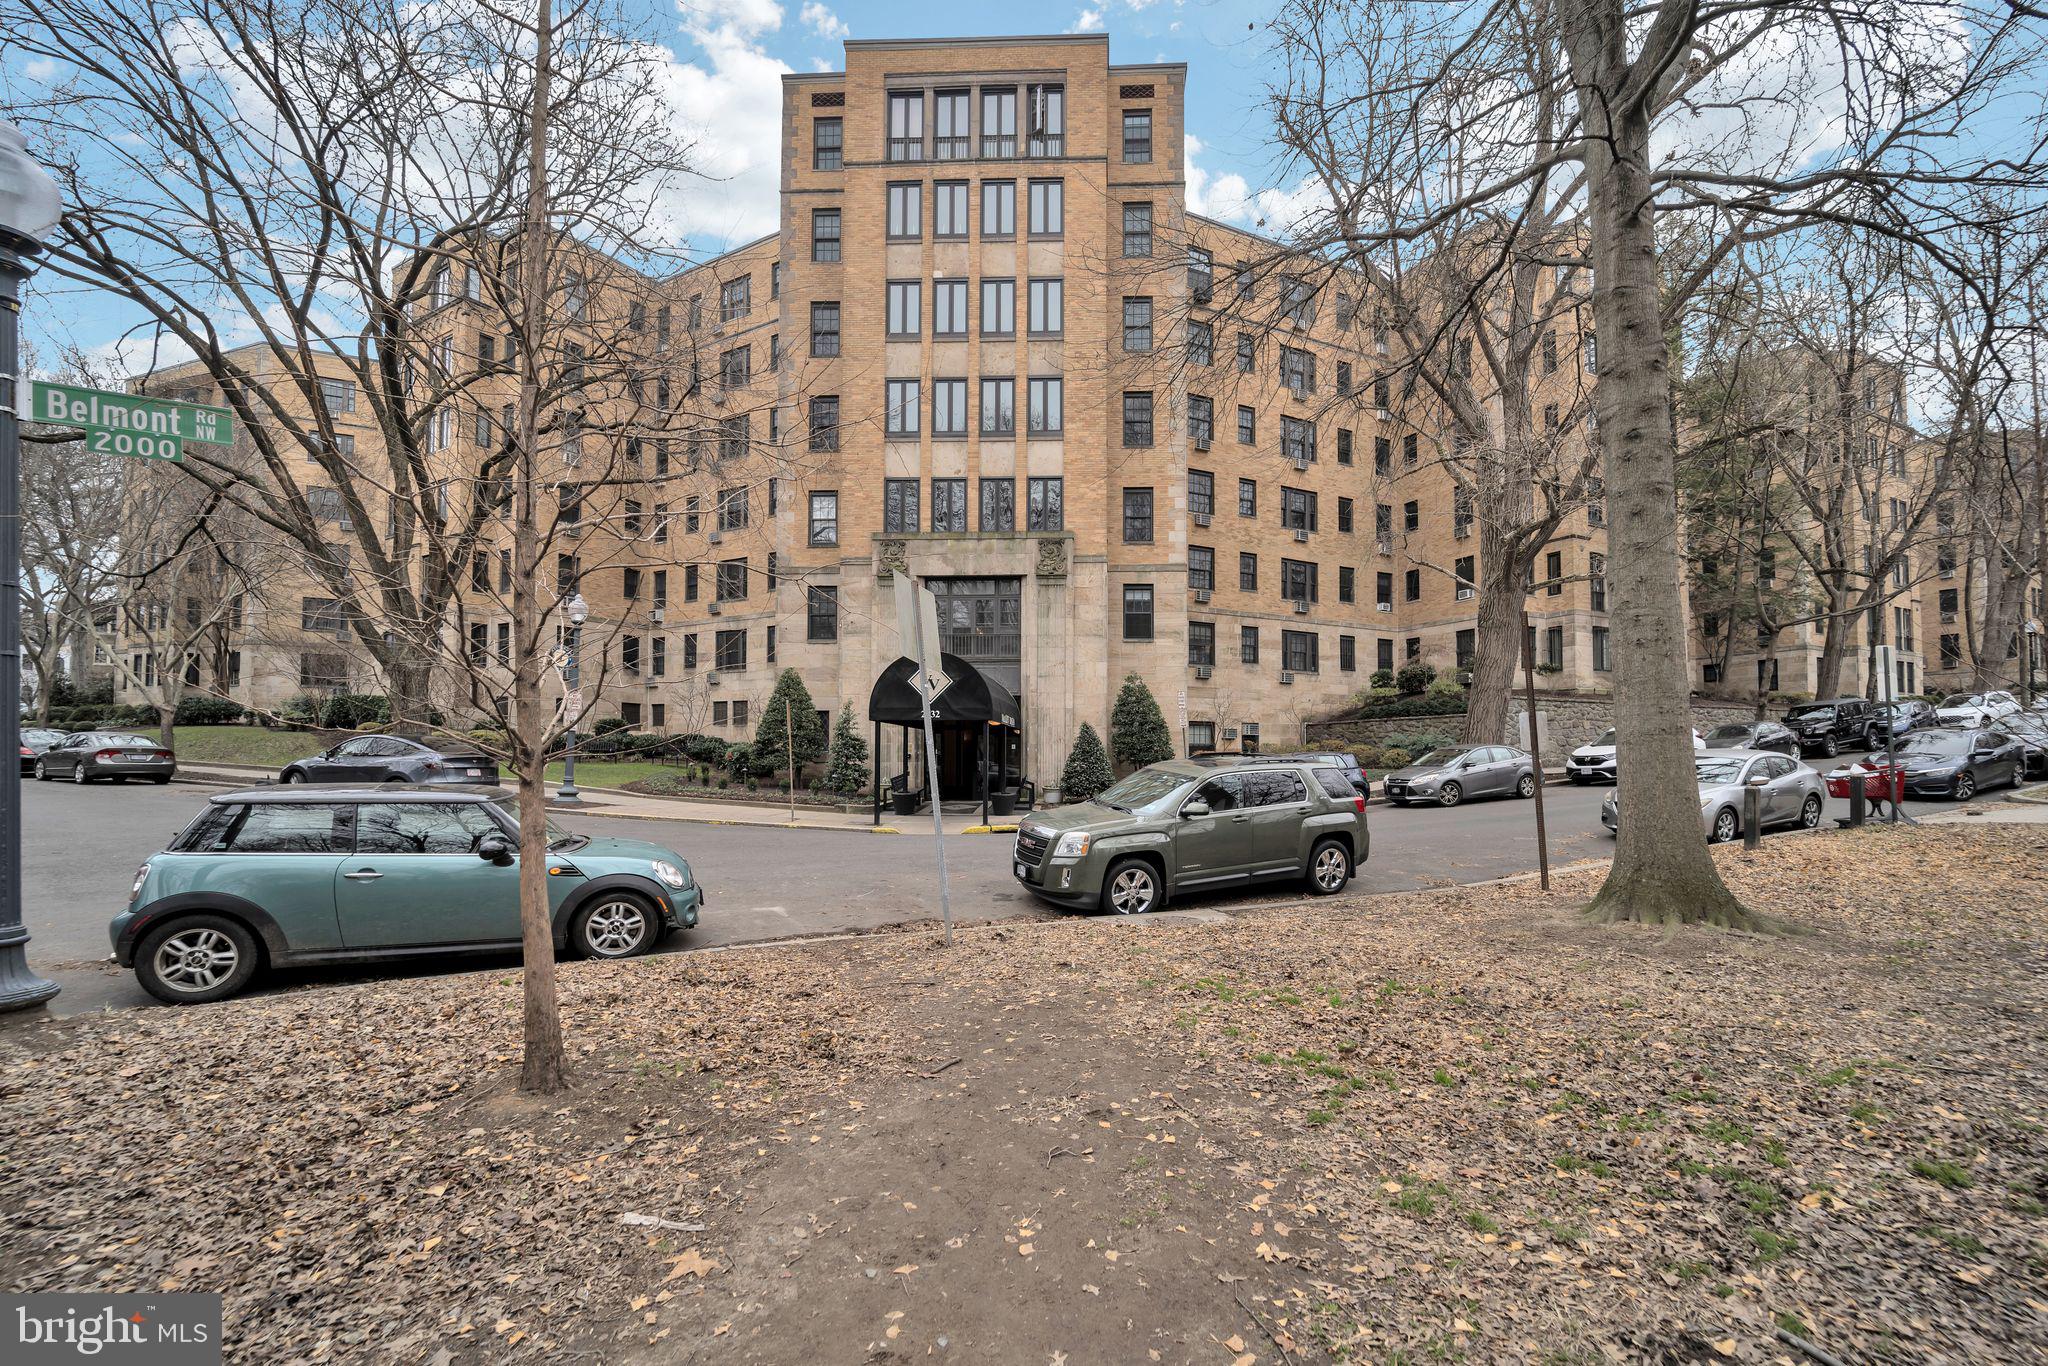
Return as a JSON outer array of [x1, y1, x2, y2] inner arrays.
[[990, 789, 1017, 817], [890, 790, 920, 816]]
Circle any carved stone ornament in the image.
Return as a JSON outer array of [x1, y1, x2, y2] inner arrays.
[[1035, 537, 1068, 579], [876, 538, 909, 580]]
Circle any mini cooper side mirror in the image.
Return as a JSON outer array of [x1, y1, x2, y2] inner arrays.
[[477, 835, 515, 864], [1181, 799, 1211, 819]]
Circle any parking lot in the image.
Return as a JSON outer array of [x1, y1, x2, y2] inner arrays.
[[10, 746, 2028, 1015]]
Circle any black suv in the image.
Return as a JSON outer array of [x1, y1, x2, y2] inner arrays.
[[1783, 698, 1873, 757], [1267, 752, 1371, 800]]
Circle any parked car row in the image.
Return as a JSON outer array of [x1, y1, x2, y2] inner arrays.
[[1602, 749, 1827, 843], [31, 732, 176, 783]]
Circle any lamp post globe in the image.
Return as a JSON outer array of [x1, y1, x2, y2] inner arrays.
[[0, 120, 63, 1010], [557, 593, 591, 803]]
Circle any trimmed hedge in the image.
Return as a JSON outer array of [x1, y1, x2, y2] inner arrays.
[[1347, 693, 1468, 719]]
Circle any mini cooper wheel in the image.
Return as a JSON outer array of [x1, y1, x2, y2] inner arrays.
[[1306, 840, 1350, 895], [573, 895, 659, 959], [1515, 773, 1537, 799], [1436, 781, 1463, 808], [1799, 794, 1823, 829], [1953, 772, 1977, 801], [1101, 859, 1161, 916], [135, 914, 259, 1004], [1711, 808, 1739, 843], [33, 759, 48, 781]]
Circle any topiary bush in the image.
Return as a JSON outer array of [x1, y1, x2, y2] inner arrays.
[[824, 709, 871, 798], [1384, 730, 1457, 755], [277, 694, 323, 728], [174, 695, 245, 726], [1379, 747, 1413, 769], [1395, 662, 1437, 696], [317, 693, 390, 729], [1109, 674, 1173, 770], [592, 716, 631, 736], [1060, 723, 1114, 802], [1425, 675, 1467, 700], [1369, 668, 1395, 690]]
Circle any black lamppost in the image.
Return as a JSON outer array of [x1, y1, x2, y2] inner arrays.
[[0, 121, 63, 1011], [556, 591, 587, 804]]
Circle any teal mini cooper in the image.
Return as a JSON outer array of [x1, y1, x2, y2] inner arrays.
[[111, 786, 703, 1004]]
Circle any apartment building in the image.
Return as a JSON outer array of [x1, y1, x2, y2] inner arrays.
[[114, 32, 1629, 793]]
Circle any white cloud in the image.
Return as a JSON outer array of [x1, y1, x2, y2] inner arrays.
[[799, 3, 849, 40], [1067, 9, 1106, 34], [657, 0, 793, 248], [1184, 133, 1329, 236]]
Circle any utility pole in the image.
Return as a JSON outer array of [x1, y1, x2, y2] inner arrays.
[[1520, 607, 1550, 891], [785, 697, 796, 824], [0, 122, 62, 1012]]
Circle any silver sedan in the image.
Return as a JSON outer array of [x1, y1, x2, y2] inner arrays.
[[1601, 749, 1826, 843]]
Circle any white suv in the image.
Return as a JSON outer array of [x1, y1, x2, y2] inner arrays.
[[1934, 690, 2021, 729]]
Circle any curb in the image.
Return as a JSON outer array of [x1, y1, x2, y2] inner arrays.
[[961, 824, 1021, 835]]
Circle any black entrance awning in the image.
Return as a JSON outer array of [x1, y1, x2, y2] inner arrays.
[[869, 652, 1021, 727]]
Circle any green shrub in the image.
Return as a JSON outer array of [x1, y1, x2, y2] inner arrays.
[[277, 694, 323, 728], [752, 669, 828, 782], [1348, 743, 1384, 769], [174, 695, 245, 726], [1380, 747, 1413, 769], [1109, 674, 1173, 770], [1384, 730, 1456, 754], [1395, 662, 1437, 696], [1425, 675, 1467, 699], [1369, 668, 1395, 690], [592, 716, 631, 736], [824, 710, 871, 798], [1060, 723, 1114, 802], [1352, 693, 1467, 719], [317, 693, 389, 729]]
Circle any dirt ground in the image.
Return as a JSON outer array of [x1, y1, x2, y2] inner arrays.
[[3, 822, 2046, 1364]]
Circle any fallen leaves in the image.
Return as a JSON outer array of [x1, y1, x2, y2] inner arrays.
[[663, 1249, 720, 1281]]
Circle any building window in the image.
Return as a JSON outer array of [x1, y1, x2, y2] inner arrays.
[[1281, 416, 1316, 463], [1027, 377, 1063, 434], [1337, 496, 1354, 533], [1238, 478, 1257, 518], [887, 91, 923, 160], [933, 89, 970, 158], [808, 586, 839, 642], [981, 279, 1016, 336], [1545, 626, 1564, 669], [1188, 246, 1213, 301], [1027, 178, 1063, 235], [718, 485, 748, 531], [1026, 82, 1064, 155], [1589, 552, 1606, 611], [1455, 555, 1475, 601], [1188, 620, 1215, 666], [1122, 487, 1155, 543], [1338, 566, 1356, 603], [1190, 545, 1215, 592], [1189, 396, 1214, 447], [809, 396, 840, 452], [1281, 487, 1317, 533], [932, 378, 969, 436], [1122, 108, 1153, 162], [1122, 297, 1153, 351], [811, 209, 841, 262], [1188, 720, 1216, 753], [1340, 635, 1357, 672], [981, 377, 1016, 435], [982, 179, 1016, 236], [806, 303, 840, 358], [1239, 552, 1258, 592], [719, 276, 750, 323], [1545, 549, 1563, 596], [1237, 405, 1256, 445], [1027, 278, 1063, 335], [1592, 626, 1611, 672], [1403, 499, 1420, 533], [1403, 432, 1418, 465], [320, 378, 355, 414], [1280, 346, 1316, 394], [1236, 332, 1256, 373], [715, 628, 746, 671], [884, 478, 920, 533], [1281, 558, 1318, 604], [716, 558, 747, 602], [1189, 320, 1213, 365], [1027, 477, 1064, 531], [1337, 361, 1352, 395], [1336, 428, 1353, 466], [1122, 585, 1155, 641], [886, 280, 921, 337], [981, 88, 1017, 157], [809, 491, 838, 546], [1122, 392, 1154, 447], [1404, 568, 1421, 602], [684, 635, 698, 670], [931, 478, 968, 532], [1189, 468, 1214, 518], [934, 180, 969, 238], [981, 478, 1016, 531], [886, 182, 921, 239], [1122, 203, 1152, 257], [886, 378, 920, 435], [933, 279, 969, 337], [814, 116, 843, 169], [1282, 630, 1319, 673]]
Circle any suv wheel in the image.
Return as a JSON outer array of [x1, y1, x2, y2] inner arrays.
[[1515, 773, 1537, 799], [1306, 840, 1350, 895], [1821, 735, 1839, 758], [573, 894, 659, 959], [1102, 859, 1161, 915], [1436, 781, 1463, 808], [135, 914, 259, 1004]]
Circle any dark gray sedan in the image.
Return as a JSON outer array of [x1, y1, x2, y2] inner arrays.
[[32, 732, 177, 784], [1381, 744, 1537, 807], [18, 726, 65, 774], [281, 733, 501, 786], [1703, 720, 1799, 756]]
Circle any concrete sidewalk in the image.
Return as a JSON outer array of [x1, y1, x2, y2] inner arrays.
[[172, 762, 1022, 836]]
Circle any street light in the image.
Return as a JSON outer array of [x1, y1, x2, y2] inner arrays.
[[2026, 620, 2040, 709], [0, 121, 63, 1012], [557, 591, 589, 804]]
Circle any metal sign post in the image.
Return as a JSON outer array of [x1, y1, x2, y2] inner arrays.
[[895, 575, 953, 945], [1521, 608, 1552, 891]]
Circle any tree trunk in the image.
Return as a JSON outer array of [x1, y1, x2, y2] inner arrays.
[[382, 654, 435, 727], [514, 0, 567, 1096], [1561, 0, 1759, 930], [1814, 603, 1850, 698], [1462, 543, 1524, 745]]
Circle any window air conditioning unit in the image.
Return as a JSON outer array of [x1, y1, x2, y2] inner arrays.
[[1376, 540, 1392, 556], [1293, 527, 1309, 543], [1194, 435, 1211, 451], [1377, 602, 1392, 612], [1291, 455, 1310, 471], [1280, 671, 1296, 685], [649, 608, 665, 624], [708, 601, 722, 615], [1193, 588, 1211, 604], [1192, 512, 1211, 528], [1293, 599, 1310, 614], [1194, 665, 1213, 680], [1376, 340, 1389, 355], [707, 529, 723, 543], [1377, 408, 1391, 421], [1941, 611, 1956, 623]]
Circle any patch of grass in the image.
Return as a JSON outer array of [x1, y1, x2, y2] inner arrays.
[[1921, 1224, 1988, 1256], [1849, 1101, 1886, 1124], [169, 725, 333, 768], [1910, 1157, 1974, 1190], [1221, 1025, 1243, 1039], [1269, 989, 1304, 1007], [1369, 1067, 1400, 1090], [1388, 1176, 1448, 1217], [1816, 1063, 1863, 1087], [1661, 1260, 1711, 1282], [1553, 1152, 1615, 1180], [1611, 1106, 1665, 1134], [1760, 1138, 1791, 1169], [1464, 1210, 1500, 1235], [1699, 1118, 1755, 1146], [1430, 1067, 1461, 1087], [1667, 1085, 1721, 1104], [1775, 1311, 1811, 1338], [1730, 1176, 1785, 1218], [1252, 1052, 1278, 1066], [1748, 1228, 1797, 1264], [2007, 1185, 2046, 1217], [1535, 1216, 1586, 1247], [1305, 1108, 1336, 1127]]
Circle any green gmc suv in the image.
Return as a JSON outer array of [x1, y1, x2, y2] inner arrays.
[[1012, 758, 1369, 914], [111, 786, 703, 1004]]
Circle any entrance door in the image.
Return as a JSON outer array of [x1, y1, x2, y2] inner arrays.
[[936, 725, 982, 799]]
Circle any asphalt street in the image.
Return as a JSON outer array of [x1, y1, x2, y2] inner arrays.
[[7, 751, 2014, 1016]]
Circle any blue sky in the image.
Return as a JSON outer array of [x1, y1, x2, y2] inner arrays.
[[4, 0, 1297, 371]]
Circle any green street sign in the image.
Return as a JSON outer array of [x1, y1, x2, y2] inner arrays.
[[30, 381, 236, 463]]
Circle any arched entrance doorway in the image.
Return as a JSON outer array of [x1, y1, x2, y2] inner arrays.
[[868, 651, 1026, 824]]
